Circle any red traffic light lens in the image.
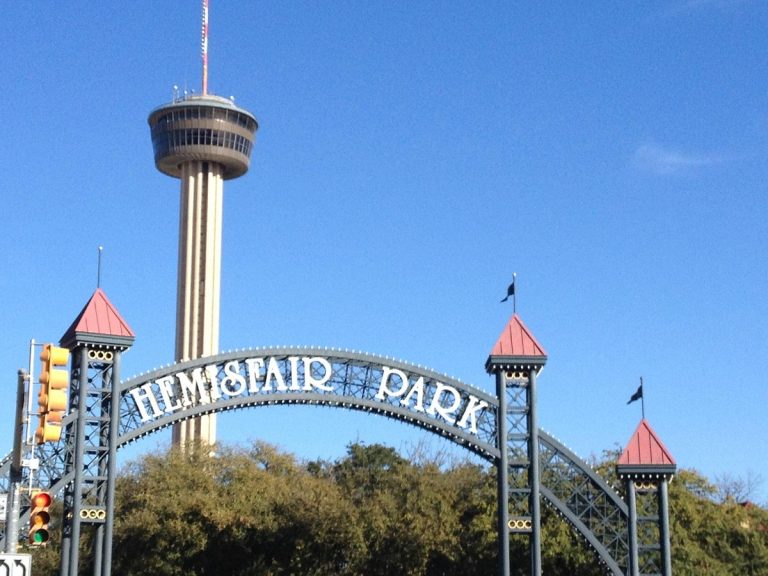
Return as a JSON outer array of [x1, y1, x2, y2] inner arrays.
[[32, 492, 52, 508]]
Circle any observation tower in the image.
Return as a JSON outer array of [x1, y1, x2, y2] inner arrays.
[[147, 1, 258, 446]]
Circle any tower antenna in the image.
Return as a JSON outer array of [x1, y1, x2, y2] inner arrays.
[[201, 0, 209, 95]]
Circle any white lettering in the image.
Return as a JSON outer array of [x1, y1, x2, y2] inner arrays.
[[157, 375, 182, 414], [263, 357, 288, 392], [245, 358, 264, 392], [128, 383, 163, 422], [376, 366, 410, 400], [304, 357, 333, 391], [456, 396, 489, 434], [125, 356, 488, 438], [288, 357, 301, 391], [400, 376, 426, 413], [219, 360, 247, 396], [426, 382, 461, 424], [177, 368, 211, 406], [205, 364, 222, 401]]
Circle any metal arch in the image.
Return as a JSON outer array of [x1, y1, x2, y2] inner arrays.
[[113, 346, 631, 573], [538, 431, 629, 575], [540, 487, 623, 576], [2, 348, 632, 574], [115, 348, 500, 459]]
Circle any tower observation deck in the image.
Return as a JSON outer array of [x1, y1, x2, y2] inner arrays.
[[149, 94, 257, 180], [148, 93, 258, 446]]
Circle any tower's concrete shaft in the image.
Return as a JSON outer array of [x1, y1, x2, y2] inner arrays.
[[148, 94, 257, 445]]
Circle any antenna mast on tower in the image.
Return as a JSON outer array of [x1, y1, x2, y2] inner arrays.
[[201, 0, 209, 94]]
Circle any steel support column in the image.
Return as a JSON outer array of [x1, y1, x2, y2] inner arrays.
[[101, 351, 122, 576], [660, 480, 672, 576], [626, 480, 640, 576], [65, 347, 90, 576], [528, 369, 541, 576], [495, 371, 510, 576]]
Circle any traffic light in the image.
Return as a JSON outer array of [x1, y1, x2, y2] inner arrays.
[[35, 344, 70, 444], [28, 491, 52, 546]]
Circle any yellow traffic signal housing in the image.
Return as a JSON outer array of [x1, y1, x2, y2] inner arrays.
[[35, 344, 70, 444], [28, 491, 52, 546]]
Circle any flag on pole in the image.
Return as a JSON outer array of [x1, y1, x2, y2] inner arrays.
[[500, 280, 515, 303], [627, 383, 643, 405]]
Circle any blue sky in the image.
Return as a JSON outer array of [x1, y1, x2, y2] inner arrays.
[[2, 1, 766, 501]]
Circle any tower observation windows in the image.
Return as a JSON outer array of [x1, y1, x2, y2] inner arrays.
[[151, 128, 253, 156]]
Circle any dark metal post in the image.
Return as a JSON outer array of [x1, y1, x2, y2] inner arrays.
[[496, 371, 510, 576], [68, 348, 89, 576], [4, 371, 26, 553], [101, 351, 122, 576], [660, 480, 672, 576], [626, 480, 639, 576], [4, 483, 21, 554], [528, 369, 541, 576], [60, 535, 71, 576], [94, 368, 109, 576], [93, 525, 104, 576]]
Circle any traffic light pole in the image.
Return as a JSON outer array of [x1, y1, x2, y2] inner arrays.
[[3, 371, 26, 553], [24, 342, 37, 496]]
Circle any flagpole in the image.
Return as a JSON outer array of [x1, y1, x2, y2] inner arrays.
[[97, 246, 103, 289], [627, 378, 644, 413], [500, 275, 516, 306], [513, 273, 517, 314]]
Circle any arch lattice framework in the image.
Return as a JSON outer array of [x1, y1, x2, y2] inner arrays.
[[1, 348, 629, 574]]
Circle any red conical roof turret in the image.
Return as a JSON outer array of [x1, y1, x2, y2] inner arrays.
[[617, 419, 676, 478], [485, 314, 547, 373], [60, 288, 135, 349]]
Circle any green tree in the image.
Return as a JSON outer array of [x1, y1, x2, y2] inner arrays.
[[670, 468, 768, 575], [20, 440, 768, 576], [111, 443, 367, 575]]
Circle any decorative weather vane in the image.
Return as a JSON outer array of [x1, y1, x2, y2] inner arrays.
[[500, 273, 517, 313], [201, 0, 209, 95]]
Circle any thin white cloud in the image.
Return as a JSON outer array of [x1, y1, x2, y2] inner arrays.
[[632, 144, 723, 175]]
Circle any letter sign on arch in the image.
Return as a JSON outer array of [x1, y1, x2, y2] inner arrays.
[[118, 348, 500, 459]]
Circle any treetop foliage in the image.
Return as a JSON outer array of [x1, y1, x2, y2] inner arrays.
[[26, 441, 768, 576]]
